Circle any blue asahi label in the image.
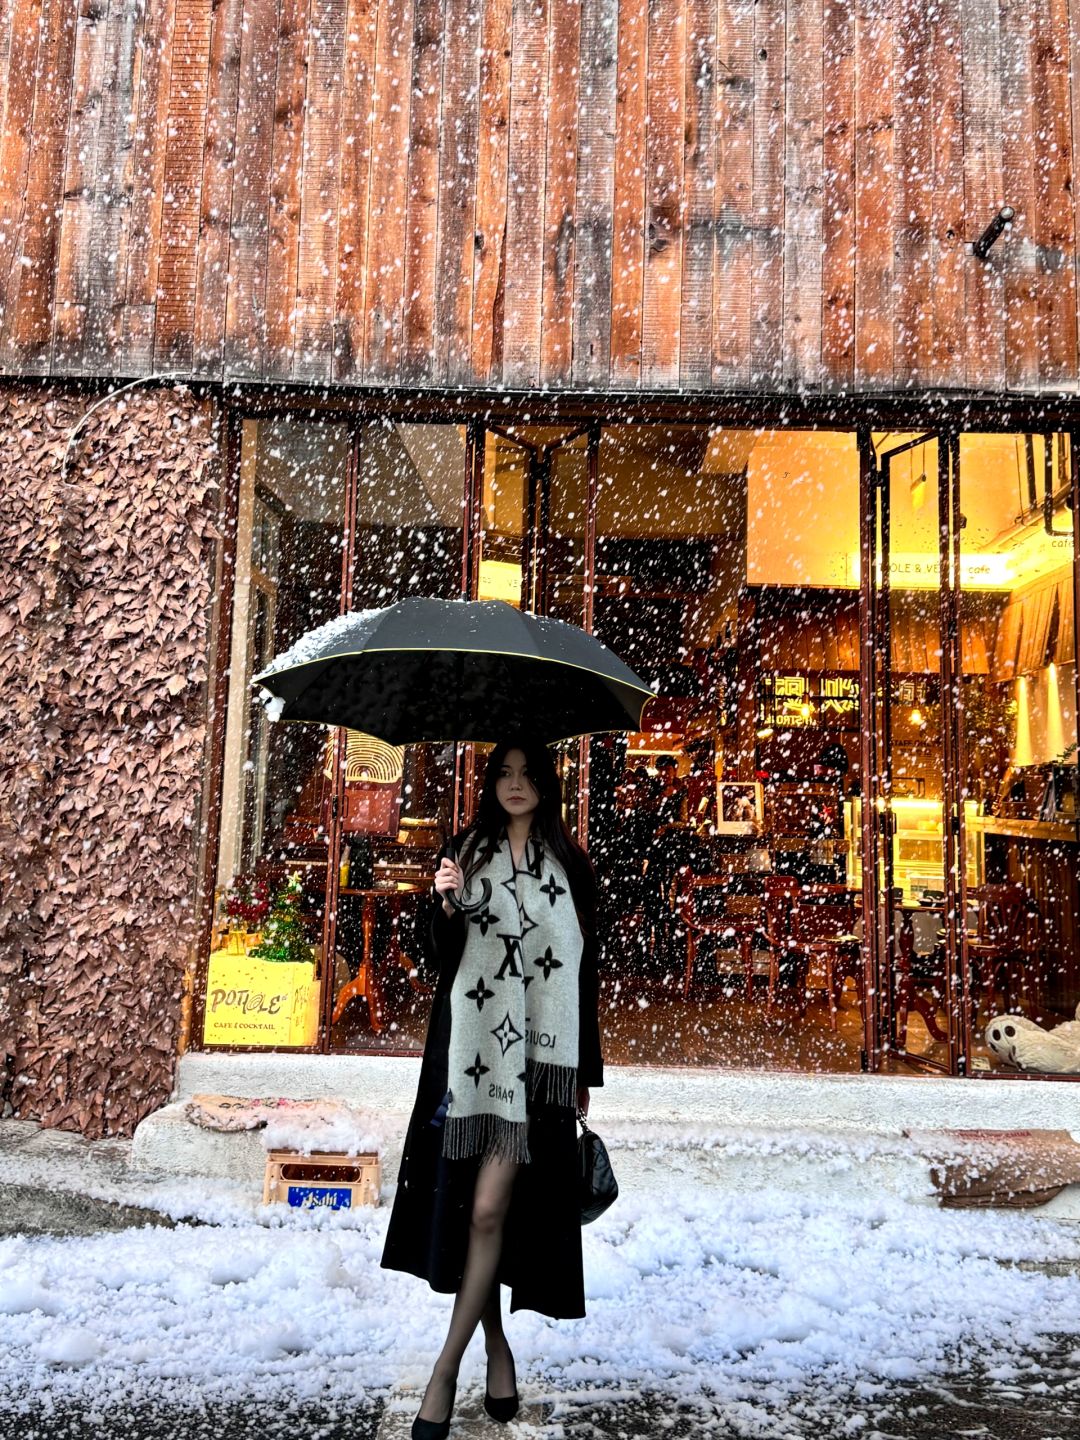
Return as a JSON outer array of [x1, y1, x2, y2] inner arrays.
[[286, 1185, 353, 1210]]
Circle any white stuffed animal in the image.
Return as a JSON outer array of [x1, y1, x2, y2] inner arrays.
[[985, 1008, 1080, 1073]]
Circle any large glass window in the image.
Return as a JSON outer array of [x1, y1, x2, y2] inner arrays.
[[328, 423, 465, 1053], [959, 434, 1078, 1074], [589, 427, 868, 1073], [470, 426, 592, 830], [207, 419, 465, 1053], [208, 419, 351, 1049], [204, 412, 1078, 1078]]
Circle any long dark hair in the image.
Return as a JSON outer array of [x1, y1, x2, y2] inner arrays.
[[458, 737, 596, 936]]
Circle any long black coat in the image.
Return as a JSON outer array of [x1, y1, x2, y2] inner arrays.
[[381, 836, 604, 1319]]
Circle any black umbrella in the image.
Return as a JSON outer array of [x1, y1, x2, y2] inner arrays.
[[253, 597, 654, 745]]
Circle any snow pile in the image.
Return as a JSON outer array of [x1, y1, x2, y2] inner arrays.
[[259, 1105, 395, 1158], [1, 1185, 1079, 1432], [253, 605, 391, 680]]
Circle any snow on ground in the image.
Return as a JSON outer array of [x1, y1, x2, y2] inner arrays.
[[2, 1176, 1080, 1437]]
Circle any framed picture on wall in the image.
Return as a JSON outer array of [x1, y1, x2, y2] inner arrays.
[[716, 781, 764, 835]]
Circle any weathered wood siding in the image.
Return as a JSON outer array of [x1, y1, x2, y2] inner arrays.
[[1, 0, 1078, 393]]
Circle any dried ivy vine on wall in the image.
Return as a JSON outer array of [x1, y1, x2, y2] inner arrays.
[[0, 384, 222, 1137]]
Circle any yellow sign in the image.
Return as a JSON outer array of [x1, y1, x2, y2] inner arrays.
[[478, 559, 523, 605], [760, 673, 861, 729], [760, 674, 816, 727], [850, 552, 1013, 589], [203, 951, 320, 1047]]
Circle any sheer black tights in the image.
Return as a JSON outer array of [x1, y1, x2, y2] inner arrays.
[[417, 1152, 519, 1422]]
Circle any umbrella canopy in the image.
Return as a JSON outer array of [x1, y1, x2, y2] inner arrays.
[[253, 597, 655, 745]]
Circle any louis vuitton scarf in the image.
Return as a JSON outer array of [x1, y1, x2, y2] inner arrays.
[[443, 832, 582, 1164]]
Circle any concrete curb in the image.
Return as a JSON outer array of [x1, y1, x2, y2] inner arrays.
[[123, 1052, 1080, 1221]]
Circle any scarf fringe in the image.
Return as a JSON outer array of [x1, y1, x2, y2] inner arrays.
[[443, 1112, 531, 1165], [525, 1058, 578, 1110]]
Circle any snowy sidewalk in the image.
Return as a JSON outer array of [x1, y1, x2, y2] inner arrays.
[[3, 1119, 1080, 1438]]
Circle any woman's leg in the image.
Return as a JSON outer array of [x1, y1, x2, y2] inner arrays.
[[480, 1282, 516, 1399], [417, 1153, 519, 1421]]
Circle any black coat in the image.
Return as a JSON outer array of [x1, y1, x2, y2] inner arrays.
[[381, 836, 604, 1320]]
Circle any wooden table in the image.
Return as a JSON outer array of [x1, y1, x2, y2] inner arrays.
[[332, 883, 425, 1033]]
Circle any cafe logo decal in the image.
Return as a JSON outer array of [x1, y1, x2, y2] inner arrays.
[[209, 986, 289, 1018], [759, 673, 860, 729]]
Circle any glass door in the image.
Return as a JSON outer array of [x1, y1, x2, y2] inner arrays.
[[207, 418, 353, 1053], [865, 433, 969, 1072], [328, 420, 468, 1050]]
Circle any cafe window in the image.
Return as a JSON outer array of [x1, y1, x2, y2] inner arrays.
[[957, 435, 1077, 1074], [588, 427, 869, 1073], [205, 418, 464, 1052], [201, 413, 1078, 1079]]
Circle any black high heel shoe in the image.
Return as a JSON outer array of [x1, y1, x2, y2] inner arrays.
[[484, 1350, 519, 1423], [483, 1389, 520, 1424], [411, 1418, 452, 1440], [411, 1380, 456, 1440]]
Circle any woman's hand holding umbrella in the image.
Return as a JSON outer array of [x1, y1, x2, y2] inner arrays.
[[433, 856, 464, 918]]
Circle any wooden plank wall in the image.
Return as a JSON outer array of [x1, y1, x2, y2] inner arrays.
[[2, 0, 1080, 394]]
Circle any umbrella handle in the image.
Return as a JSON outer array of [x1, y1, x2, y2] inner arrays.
[[446, 875, 492, 915]]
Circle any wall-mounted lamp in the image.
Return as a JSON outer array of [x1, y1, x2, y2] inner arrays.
[[972, 205, 1015, 261], [909, 707, 924, 729]]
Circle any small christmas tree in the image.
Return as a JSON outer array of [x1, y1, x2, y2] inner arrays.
[[249, 872, 314, 965]]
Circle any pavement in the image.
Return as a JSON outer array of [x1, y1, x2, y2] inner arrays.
[[3, 1379, 1080, 1440], [1, 1118, 1080, 1440]]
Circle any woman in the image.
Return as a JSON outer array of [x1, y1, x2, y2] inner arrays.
[[381, 737, 604, 1440]]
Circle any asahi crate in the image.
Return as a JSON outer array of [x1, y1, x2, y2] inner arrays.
[[263, 1151, 381, 1211]]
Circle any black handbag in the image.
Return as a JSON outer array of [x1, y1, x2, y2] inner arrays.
[[578, 1108, 618, 1225]]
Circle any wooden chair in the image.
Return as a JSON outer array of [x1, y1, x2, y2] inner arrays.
[[679, 876, 767, 1003], [966, 884, 1042, 1021], [645, 828, 713, 977], [760, 877, 809, 1016], [787, 889, 861, 1030], [332, 887, 423, 1032], [894, 902, 950, 1050], [682, 876, 808, 1016]]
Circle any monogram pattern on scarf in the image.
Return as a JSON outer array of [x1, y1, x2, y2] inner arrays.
[[443, 833, 582, 1163]]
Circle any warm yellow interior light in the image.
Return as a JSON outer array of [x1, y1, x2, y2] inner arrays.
[[1046, 664, 1066, 759], [910, 472, 927, 511], [909, 707, 924, 728], [1013, 676, 1033, 766]]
